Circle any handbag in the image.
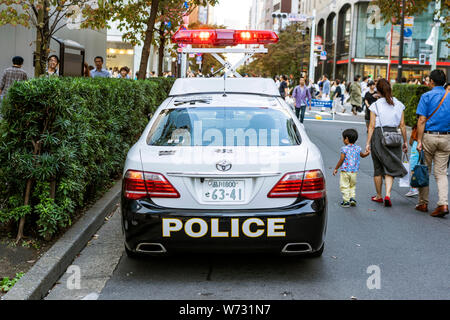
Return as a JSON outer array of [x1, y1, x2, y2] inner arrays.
[[375, 102, 403, 147], [399, 152, 410, 187], [410, 150, 429, 188]]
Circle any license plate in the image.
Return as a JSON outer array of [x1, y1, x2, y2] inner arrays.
[[202, 179, 245, 202]]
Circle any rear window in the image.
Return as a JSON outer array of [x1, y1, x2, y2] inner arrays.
[[146, 107, 302, 147]]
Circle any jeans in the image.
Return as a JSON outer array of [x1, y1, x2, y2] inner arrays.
[[295, 105, 307, 123]]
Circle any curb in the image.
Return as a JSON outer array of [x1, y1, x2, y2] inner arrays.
[[2, 181, 121, 300]]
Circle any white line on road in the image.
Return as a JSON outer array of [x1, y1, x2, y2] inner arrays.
[[305, 119, 366, 125]]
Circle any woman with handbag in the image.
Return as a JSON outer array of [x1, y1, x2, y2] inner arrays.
[[365, 79, 408, 207]]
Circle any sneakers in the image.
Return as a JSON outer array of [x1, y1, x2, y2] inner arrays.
[[405, 189, 419, 197], [341, 199, 357, 207], [340, 201, 351, 208]]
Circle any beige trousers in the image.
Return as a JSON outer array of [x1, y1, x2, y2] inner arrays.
[[418, 133, 450, 206], [340, 172, 357, 202]]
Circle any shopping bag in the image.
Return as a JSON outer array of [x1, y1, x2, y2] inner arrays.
[[399, 153, 410, 187], [410, 150, 429, 188]]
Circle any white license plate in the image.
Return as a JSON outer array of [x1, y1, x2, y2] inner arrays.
[[202, 179, 245, 202]]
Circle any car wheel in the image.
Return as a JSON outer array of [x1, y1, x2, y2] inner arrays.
[[124, 245, 141, 259], [307, 243, 324, 258]]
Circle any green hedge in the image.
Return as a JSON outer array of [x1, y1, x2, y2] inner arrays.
[[392, 84, 430, 127], [0, 77, 175, 240]]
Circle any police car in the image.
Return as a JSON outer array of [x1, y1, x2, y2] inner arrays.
[[121, 29, 327, 258]]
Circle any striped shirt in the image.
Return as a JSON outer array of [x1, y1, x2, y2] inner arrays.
[[0, 66, 28, 96]]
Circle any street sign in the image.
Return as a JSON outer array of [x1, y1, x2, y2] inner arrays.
[[404, 16, 414, 27], [288, 13, 307, 22], [189, 53, 195, 58], [315, 44, 323, 52], [314, 36, 323, 45], [320, 51, 327, 60], [196, 55, 203, 62], [404, 27, 413, 44]]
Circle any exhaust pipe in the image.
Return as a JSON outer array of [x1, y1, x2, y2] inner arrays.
[[136, 243, 167, 254], [281, 243, 312, 254]]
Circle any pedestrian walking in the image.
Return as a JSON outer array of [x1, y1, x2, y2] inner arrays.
[[321, 74, 330, 100], [292, 77, 312, 123], [415, 69, 450, 218], [45, 55, 59, 76], [332, 79, 344, 114], [91, 56, 111, 78], [349, 75, 362, 115], [363, 81, 378, 131], [365, 78, 408, 207], [340, 80, 347, 112], [333, 129, 370, 207], [279, 75, 289, 99], [405, 122, 420, 197], [0, 56, 28, 103]]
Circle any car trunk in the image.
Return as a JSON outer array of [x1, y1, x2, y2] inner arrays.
[[139, 145, 309, 209]]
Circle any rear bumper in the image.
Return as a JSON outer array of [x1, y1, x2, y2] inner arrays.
[[121, 195, 327, 255]]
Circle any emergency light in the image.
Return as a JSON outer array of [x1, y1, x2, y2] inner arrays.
[[171, 29, 279, 46]]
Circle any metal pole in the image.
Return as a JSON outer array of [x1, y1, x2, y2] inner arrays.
[[387, 24, 394, 81], [309, 9, 316, 83], [396, 0, 405, 83], [430, 0, 441, 70]]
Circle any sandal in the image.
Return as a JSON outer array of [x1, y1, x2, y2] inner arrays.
[[371, 196, 383, 203], [384, 196, 392, 207]]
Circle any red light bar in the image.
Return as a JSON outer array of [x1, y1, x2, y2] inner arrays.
[[172, 29, 278, 46]]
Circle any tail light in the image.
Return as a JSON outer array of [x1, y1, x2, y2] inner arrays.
[[171, 29, 279, 46], [124, 170, 180, 200], [268, 170, 326, 200]]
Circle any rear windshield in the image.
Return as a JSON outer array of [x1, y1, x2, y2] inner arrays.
[[146, 107, 302, 147]]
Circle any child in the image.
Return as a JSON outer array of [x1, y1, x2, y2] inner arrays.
[[405, 124, 419, 197], [333, 129, 370, 207]]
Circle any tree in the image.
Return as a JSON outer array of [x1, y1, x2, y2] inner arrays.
[[238, 23, 310, 79], [374, 0, 449, 46], [109, 0, 218, 80], [0, 0, 112, 77], [154, 0, 189, 76]]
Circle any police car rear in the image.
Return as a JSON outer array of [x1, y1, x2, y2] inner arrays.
[[121, 77, 327, 258]]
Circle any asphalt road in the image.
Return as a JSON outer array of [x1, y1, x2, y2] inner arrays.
[[46, 116, 450, 300]]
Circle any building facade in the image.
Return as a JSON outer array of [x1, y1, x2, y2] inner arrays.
[[300, 0, 449, 82]]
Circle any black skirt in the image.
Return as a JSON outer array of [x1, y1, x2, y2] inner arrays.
[[371, 127, 407, 178]]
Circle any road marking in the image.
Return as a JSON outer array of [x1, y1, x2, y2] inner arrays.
[[304, 118, 366, 125], [81, 292, 99, 300]]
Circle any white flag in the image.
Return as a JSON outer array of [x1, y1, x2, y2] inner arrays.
[[425, 26, 436, 46]]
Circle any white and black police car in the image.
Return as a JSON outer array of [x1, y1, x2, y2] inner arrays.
[[121, 29, 327, 258]]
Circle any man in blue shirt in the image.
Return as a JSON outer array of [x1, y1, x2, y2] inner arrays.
[[321, 74, 331, 112], [415, 69, 449, 218], [322, 74, 330, 99], [91, 56, 111, 78]]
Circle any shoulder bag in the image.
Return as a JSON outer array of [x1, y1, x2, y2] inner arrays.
[[375, 101, 403, 148], [410, 150, 429, 188]]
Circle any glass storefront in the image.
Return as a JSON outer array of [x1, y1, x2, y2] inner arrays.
[[356, 2, 448, 61], [355, 63, 440, 82]]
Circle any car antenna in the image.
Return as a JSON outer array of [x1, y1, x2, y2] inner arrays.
[[223, 72, 227, 97]]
